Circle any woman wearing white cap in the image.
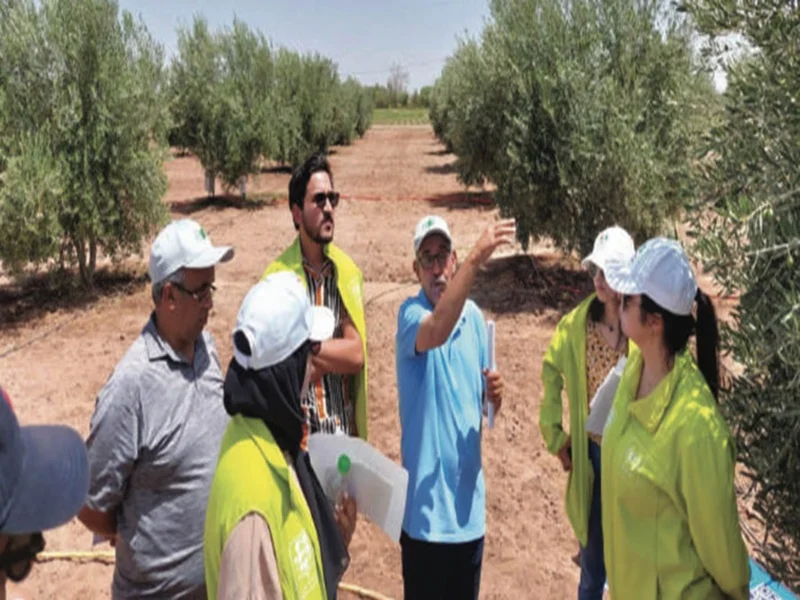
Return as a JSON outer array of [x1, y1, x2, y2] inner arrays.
[[601, 237, 750, 600], [204, 272, 357, 600], [539, 226, 634, 600]]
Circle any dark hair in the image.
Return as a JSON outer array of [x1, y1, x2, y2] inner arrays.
[[637, 290, 719, 400], [288, 152, 333, 230], [588, 296, 605, 322]]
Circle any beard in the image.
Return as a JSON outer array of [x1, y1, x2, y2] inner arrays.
[[306, 214, 334, 244]]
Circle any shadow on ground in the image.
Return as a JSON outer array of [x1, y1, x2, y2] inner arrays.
[[425, 191, 495, 210], [0, 267, 148, 334], [424, 162, 456, 175], [169, 194, 273, 216], [259, 164, 293, 174], [472, 252, 593, 317]]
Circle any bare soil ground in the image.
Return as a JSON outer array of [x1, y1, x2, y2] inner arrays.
[[0, 124, 739, 599]]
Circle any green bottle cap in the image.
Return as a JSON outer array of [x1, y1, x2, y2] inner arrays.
[[337, 453, 351, 475]]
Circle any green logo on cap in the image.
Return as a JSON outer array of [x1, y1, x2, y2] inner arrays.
[[426, 217, 434, 228], [198, 228, 208, 240]]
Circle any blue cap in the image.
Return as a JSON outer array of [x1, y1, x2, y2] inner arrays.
[[0, 387, 90, 535]]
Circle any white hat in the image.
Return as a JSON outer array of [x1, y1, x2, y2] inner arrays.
[[413, 215, 452, 254], [232, 271, 336, 371], [149, 219, 234, 285], [581, 226, 635, 272], [604, 237, 698, 316]]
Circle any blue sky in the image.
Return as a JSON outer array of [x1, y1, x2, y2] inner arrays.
[[116, 0, 490, 92]]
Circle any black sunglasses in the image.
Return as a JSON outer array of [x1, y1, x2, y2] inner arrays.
[[171, 282, 217, 303], [311, 191, 340, 209], [0, 532, 45, 582]]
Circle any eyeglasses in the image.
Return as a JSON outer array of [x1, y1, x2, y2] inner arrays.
[[0, 532, 45, 582], [417, 251, 451, 271], [311, 191, 340, 209], [586, 263, 604, 279], [171, 282, 216, 303]]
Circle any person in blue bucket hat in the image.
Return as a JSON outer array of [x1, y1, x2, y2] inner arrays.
[[0, 386, 89, 596]]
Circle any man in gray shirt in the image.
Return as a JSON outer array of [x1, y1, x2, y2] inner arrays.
[[78, 218, 234, 599]]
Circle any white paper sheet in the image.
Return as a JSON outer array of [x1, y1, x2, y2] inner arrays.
[[307, 433, 409, 543], [485, 320, 497, 428]]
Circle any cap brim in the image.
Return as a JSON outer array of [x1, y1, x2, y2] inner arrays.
[[2, 426, 89, 535], [581, 252, 598, 269], [185, 246, 235, 270], [603, 262, 644, 295], [414, 227, 452, 253], [309, 306, 335, 342]]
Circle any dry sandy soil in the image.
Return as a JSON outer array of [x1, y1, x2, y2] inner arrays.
[[0, 124, 737, 599]]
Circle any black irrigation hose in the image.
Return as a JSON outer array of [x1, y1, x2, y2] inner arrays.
[[0, 312, 85, 360]]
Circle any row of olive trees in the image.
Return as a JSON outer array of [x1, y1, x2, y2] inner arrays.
[[429, 0, 720, 255], [0, 1, 372, 288], [168, 17, 372, 189], [0, 0, 170, 287], [684, 0, 800, 591]]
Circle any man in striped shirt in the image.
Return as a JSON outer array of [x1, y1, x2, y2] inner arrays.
[[263, 152, 368, 446]]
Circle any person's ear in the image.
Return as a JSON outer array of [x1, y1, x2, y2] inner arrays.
[[648, 311, 664, 334], [162, 282, 175, 306], [290, 203, 303, 230]]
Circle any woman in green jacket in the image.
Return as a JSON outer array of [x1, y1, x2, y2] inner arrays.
[[601, 238, 750, 599], [539, 226, 634, 600]]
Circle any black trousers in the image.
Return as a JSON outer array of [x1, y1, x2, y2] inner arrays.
[[400, 531, 485, 600]]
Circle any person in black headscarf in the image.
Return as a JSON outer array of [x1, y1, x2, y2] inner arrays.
[[204, 271, 357, 600]]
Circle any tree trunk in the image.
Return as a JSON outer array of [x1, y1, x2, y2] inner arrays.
[[74, 237, 92, 290], [88, 235, 97, 284]]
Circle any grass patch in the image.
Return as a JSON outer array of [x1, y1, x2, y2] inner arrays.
[[372, 108, 429, 125]]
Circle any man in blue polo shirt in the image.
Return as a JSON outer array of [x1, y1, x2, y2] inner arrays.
[[396, 215, 515, 600]]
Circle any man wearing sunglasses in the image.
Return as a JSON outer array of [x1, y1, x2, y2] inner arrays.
[[0, 387, 89, 599], [78, 218, 235, 599], [396, 215, 516, 600], [264, 152, 368, 446]]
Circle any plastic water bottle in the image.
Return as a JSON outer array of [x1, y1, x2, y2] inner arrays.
[[328, 453, 351, 504]]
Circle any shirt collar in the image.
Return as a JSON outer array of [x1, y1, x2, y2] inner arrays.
[[302, 255, 334, 279], [416, 288, 467, 328], [417, 288, 433, 310], [143, 313, 195, 365]]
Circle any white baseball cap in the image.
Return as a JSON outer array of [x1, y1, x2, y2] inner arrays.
[[149, 219, 234, 285], [604, 237, 698, 316], [581, 226, 635, 272], [232, 271, 336, 371], [413, 215, 452, 254]]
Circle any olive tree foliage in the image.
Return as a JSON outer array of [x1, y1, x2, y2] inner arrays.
[[0, 0, 169, 287], [430, 0, 718, 255], [168, 18, 373, 177], [271, 52, 371, 164], [684, 0, 800, 590], [168, 18, 271, 189]]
